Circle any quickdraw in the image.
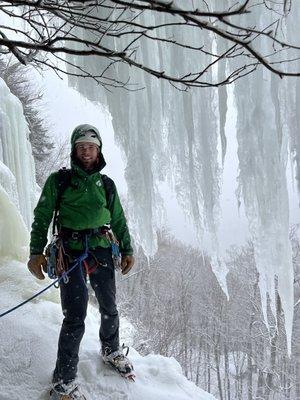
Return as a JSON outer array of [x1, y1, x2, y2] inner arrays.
[[105, 228, 122, 270], [46, 236, 70, 284]]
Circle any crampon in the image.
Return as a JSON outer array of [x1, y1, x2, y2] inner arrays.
[[102, 345, 135, 381]]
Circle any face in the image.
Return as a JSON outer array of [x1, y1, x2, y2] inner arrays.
[[75, 142, 99, 170]]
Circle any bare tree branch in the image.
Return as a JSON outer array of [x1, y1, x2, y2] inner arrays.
[[0, 0, 299, 88]]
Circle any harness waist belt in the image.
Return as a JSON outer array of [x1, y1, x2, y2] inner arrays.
[[59, 225, 110, 240]]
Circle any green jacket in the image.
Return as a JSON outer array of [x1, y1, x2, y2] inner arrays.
[[30, 124, 133, 255]]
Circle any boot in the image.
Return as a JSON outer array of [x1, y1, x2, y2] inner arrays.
[[50, 382, 86, 400], [102, 346, 135, 379]]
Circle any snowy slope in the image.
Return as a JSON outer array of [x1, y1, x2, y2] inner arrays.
[[0, 258, 215, 400]]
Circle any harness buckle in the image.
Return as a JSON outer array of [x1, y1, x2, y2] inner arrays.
[[71, 231, 80, 240]]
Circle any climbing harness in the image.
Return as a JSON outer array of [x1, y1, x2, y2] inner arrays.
[[59, 224, 121, 270]]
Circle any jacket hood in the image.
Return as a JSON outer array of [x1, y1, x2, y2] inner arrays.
[[70, 124, 106, 172]]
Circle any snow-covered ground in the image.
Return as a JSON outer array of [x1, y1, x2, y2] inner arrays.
[[0, 258, 215, 400]]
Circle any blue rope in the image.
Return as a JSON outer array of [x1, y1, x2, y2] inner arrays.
[[0, 237, 89, 319]]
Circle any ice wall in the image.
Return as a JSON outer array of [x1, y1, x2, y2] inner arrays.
[[0, 77, 36, 260]]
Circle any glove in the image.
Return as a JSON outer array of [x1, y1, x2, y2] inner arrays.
[[27, 254, 47, 280], [121, 255, 135, 275]]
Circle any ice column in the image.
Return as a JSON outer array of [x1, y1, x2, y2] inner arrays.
[[0, 78, 36, 259], [234, 59, 294, 353]]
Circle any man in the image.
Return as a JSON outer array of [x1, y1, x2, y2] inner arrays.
[[27, 124, 135, 400]]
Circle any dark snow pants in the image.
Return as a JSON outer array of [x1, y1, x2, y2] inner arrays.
[[52, 246, 119, 384]]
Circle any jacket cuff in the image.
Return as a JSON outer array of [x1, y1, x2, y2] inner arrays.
[[120, 249, 134, 256], [30, 249, 44, 256]]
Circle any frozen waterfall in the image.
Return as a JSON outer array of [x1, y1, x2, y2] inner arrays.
[[66, 2, 298, 352]]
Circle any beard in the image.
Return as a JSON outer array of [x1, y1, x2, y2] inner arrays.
[[75, 156, 99, 171]]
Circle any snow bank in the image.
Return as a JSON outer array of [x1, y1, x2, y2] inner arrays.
[[0, 259, 215, 400]]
